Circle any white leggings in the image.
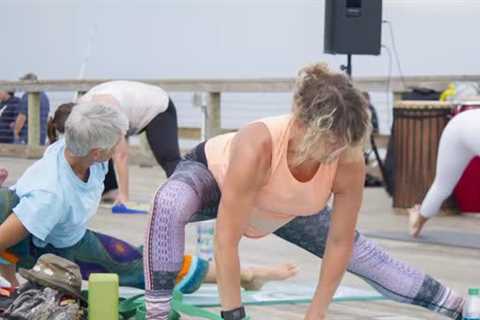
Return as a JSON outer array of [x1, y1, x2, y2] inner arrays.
[[421, 109, 480, 218]]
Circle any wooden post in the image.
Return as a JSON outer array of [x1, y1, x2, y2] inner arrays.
[[196, 92, 221, 262], [391, 91, 402, 214], [27, 92, 41, 147], [205, 92, 221, 138]]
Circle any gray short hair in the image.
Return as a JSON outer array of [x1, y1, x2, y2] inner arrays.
[[65, 102, 129, 156]]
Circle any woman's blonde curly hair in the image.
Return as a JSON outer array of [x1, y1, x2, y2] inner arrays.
[[292, 63, 371, 164]]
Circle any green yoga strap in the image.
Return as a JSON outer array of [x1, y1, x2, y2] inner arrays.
[[119, 291, 251, 320]]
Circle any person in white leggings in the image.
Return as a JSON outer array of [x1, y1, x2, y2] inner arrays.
[[409, 108, 480, 237]]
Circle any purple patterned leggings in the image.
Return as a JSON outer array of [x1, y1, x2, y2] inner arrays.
[[144, 160, 464, 319]]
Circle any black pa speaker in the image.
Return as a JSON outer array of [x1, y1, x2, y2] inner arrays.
[[324, 0, 383, 55]]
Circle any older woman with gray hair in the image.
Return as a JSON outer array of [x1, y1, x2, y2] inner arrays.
[[0, 102, 146, 287]]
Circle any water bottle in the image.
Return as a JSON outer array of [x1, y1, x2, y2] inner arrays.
[[463, 288, 480, 320], [196, 220, 215, 261]]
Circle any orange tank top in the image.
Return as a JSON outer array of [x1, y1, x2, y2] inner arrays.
[[205, 114, 338, 238]]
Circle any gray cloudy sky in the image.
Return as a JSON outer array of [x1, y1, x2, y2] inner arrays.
[[2, 0, 480, 80]]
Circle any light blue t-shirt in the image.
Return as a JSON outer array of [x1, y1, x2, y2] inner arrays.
[[10, 139, 107, 248]]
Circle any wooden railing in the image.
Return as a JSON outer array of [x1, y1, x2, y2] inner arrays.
[[0, 75, 478, 161]]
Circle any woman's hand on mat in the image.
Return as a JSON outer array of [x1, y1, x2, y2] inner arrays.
[[304, 314, 326, 320], [304, 307, 326, 320], [408, 205, 428, 238], [115, 193, 129, 205]]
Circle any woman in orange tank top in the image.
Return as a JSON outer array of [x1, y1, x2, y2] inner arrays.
[[144, 63, 465, 320]]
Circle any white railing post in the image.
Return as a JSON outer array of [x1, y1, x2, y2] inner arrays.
[[27, 92, 41, 148], [196, 91, 222, 261]]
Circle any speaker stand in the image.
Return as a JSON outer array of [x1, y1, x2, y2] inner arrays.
[[340, 54, 353, 78]]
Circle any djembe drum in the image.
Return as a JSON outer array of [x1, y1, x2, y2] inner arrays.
[[392, 101, 454, 208]]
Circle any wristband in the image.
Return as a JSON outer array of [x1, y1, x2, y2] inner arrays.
[[221, 306, 246, 320]]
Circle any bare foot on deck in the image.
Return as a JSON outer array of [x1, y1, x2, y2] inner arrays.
[[240, 263, 299, 291], [0, 169, 8, 187], [408, 204, 428, 238]]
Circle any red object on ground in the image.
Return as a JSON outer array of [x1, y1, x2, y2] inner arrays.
[[452, 104, 480, 213], [454, 157, 480, 213]]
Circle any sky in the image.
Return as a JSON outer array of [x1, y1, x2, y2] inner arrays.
[[2, 0, 480, 80]]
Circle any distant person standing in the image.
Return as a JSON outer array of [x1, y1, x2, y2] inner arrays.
[[409, 108, 480, 237], [362, 92, 382, 187], [363, 92, 379, 134], [78, 81, 181, 212], [0, 91, 21, 143], [14, 73, 50, 145]]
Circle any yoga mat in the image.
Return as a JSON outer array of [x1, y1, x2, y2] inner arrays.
[[184, 284, 384, 306], [119, 283, 385, 307], [365, 230, 480, 250]]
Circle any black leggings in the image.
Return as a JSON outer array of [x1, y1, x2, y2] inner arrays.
[[103, 99, 182, 193], [144, 99, 181, 177], [103, 159, 118, 194]]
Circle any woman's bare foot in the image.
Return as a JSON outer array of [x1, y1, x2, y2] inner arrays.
[[408, 204, 428, 238], [0, 264, 19, 288], [0, 169, 8, 187], [240, 263, 298, 291]]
